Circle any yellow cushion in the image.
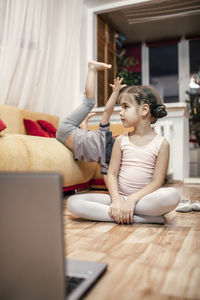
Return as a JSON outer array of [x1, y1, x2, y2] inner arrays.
[[0, 134, 30, 170], [0, 134, 97, 188]]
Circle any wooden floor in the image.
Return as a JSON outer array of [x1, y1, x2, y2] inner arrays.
[[63, 182, 200, 300]]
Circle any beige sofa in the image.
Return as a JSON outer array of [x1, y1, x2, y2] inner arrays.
[[0, 103, 99, 191]]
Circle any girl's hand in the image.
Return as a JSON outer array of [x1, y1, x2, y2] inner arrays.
[[120, 197, 136, 224], [109, 77, 127, 94], [109, 202, 122, 223]]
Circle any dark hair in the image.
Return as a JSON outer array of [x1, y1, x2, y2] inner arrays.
[[118, 85, 167, 123]]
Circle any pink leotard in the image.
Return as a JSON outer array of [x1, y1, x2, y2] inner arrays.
[[118, 133, 165, 199]]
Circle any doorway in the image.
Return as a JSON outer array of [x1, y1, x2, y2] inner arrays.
[[92, 0, 200, 180]]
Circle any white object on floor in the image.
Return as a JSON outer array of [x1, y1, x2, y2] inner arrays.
[[175, 199, 192, 212], [191, 201, 200, 212]]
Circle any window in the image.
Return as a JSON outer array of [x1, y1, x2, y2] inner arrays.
[[190, 39, 200, 75], [189, 39, 200, 92], [149, 42, 179, 103]]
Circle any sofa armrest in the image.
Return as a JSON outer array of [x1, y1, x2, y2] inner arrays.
[[0, 104, 21, 134]]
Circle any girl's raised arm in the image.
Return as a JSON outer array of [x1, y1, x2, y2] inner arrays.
[[101, 77, 126, 125]]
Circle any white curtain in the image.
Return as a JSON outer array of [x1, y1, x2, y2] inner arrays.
[[0, 0, 83, 119]]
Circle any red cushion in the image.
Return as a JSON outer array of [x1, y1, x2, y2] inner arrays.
[[0, 118, 7, 132], [37, 120, 57, 138], [24, 119, 49, 137], [62, 181, 91, 192], [90, 178, 107, 190]]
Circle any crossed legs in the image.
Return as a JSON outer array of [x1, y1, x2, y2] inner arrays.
[[67, 187, 180, 224]]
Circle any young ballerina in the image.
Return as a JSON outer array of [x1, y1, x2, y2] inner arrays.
[[67, 85, 180, 224], [56, 61, 126, 175]]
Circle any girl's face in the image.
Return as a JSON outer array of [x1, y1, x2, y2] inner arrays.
[[119, 96, 141, 127]]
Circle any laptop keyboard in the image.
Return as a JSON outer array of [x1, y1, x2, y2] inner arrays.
[[66, 275, 85, 295]]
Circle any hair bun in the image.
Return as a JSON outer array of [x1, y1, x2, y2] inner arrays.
[[152, 104, 167, 118]]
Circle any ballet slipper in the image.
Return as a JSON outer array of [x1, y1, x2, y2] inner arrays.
[[191, 201, 200, 212], [175, 199, 192, 213]]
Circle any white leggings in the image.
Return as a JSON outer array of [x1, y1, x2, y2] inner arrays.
[[67, 187, 180, 224]]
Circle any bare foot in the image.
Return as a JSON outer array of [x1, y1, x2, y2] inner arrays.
[[88, 61, 112, 71], [79, 112, 96, 130]]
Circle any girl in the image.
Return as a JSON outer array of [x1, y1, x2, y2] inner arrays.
[[67, 85, 180, 224], [56, 61, 126, 175]]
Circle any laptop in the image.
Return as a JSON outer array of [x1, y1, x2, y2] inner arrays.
[[0, 172, 107, 300]]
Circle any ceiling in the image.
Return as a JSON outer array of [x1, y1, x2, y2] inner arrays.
[[98, 0, 200, 44]]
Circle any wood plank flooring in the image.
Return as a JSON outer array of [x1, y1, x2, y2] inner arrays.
[[63, 182, 200, 300]]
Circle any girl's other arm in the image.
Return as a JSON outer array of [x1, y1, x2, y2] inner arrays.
[[101, 77, 126, 125], [106, 135, 123, 223]]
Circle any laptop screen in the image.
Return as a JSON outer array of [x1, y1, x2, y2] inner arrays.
[[0, 173, 66, 300]]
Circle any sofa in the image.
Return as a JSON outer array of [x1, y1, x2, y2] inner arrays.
[[0, 104, 127, 192]]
